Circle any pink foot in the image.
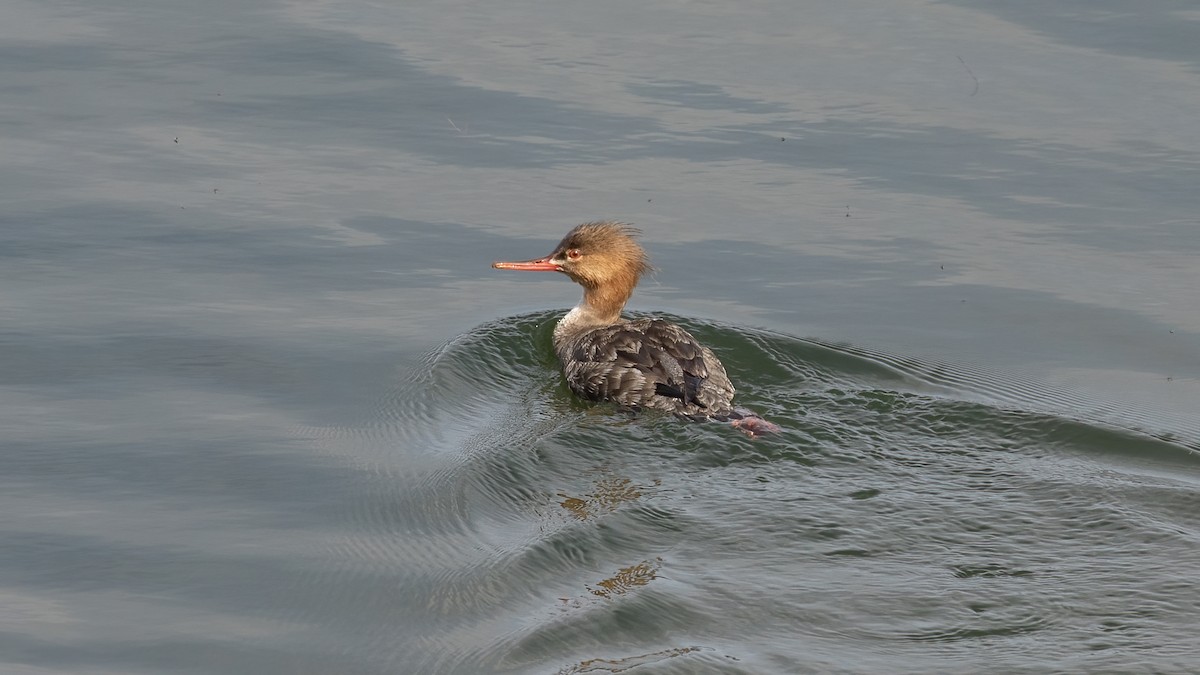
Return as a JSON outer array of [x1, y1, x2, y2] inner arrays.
[[730, 416, 781, 437]]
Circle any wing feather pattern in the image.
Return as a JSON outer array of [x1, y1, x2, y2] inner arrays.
[[560, 318, 735, 416]]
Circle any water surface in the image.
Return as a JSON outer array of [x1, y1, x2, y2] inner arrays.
[[2, 0, 1199, 673]]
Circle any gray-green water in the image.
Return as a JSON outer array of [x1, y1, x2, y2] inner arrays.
[[3, 1, 1199, 673], [385, 313, 1199, 672]]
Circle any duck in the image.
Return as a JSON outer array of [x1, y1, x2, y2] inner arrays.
[[492, 221, 777, 436]]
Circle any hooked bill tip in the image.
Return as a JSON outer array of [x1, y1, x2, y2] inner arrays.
[[492, 258, 561, 272]]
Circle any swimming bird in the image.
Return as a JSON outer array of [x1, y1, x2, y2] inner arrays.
[[492, 221, 777, 436]]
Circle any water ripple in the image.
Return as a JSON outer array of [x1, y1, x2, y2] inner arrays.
[[343, 311, 1200, 673]]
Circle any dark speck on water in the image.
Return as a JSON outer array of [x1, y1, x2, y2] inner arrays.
[[1, 1, 1198, 674]]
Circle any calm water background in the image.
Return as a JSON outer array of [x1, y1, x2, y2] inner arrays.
[[3, 1, 1199, 673]]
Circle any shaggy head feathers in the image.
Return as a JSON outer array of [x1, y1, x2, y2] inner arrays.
[[550, 221, 652, 290]]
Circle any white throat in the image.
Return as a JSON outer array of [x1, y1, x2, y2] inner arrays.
[[555, 305, 590, 339], [553, 304, 614, 344]]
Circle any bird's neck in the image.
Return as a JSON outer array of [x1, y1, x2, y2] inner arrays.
[[552, 284, 632, 351], [582, 283, 631, 325]]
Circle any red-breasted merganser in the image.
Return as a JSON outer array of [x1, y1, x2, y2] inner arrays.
[[492, 221, 778, 436]]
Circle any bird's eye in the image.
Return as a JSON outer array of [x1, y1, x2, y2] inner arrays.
[[566, 248, 582, 260]]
